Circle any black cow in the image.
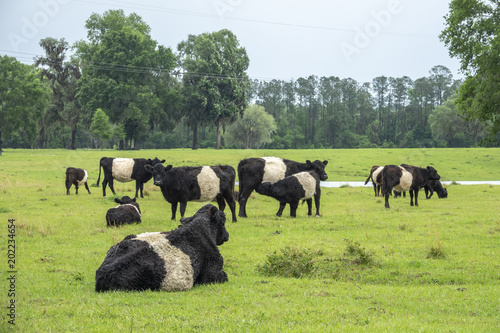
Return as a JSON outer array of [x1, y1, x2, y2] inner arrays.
[[65, 167, 91, 195], [256, 171, 321, 217], [97, 157, 165, 198], [237, 157, 328, 218], [425, 179, 448, 199], [382, 164, 441, 208], [145, 163, 237, 222], [95, 204, 229, 292], [364, 165, 384, 197], [106, 196, 141, 227]]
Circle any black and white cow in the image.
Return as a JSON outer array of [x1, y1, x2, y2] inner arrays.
[[256, 170, 321, 217], [65, 167, 91, 195], [424, 179, 448, 199], [97, 157, 165, 198], [237, 157, 328, 217], [106, 196, 141, 227], [381, 164, 441, 208], [95, 204, 229, 292], [364, 165, 384, 197], [145, 163, 237, 222]]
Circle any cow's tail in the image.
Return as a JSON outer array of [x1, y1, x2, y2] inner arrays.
[[364, 172, 372, 185], [96, 158, 103, 187]]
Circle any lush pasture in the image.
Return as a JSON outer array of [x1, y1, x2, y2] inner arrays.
[[1, 148, 499, 332]]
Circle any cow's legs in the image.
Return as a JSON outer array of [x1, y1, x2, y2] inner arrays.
[[84, 182, 91, 194], [409, 190, 414, 206], [135, 181, 144, 198], [238, 187, 254, 218], [102, 178, 108, 197], [314, 193, 321, 217], [108, 179, 116, 196], [276, 202, 286, 217], [289, 201, 299, 217], [222, 191, 237, 222], [179, 202, 187, 218], [306, 198, 313, 216], [384, 193, 391, 209], [75, 183, 79, 195], [216, 194, 226, 212], [66, 177, 71, 195], [170, 202, 178, 220], [414, 189, 419, 206]]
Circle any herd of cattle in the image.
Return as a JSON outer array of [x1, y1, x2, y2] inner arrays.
[[64, 155, 447, 292]]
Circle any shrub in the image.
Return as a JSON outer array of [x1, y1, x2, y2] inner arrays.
[[258, 246, 322, 278]]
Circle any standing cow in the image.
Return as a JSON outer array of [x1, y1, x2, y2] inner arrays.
[[382, 164, 441, 209], [97, 157, 165, 198], [237, 157, 328, 218], [364, 165, 384, 197], [424, 179, 448, 199], [256, 170, 321, 217], [65, 167, 91, 195], [95, 204, 229, 292], [145, 163, 238, 222]]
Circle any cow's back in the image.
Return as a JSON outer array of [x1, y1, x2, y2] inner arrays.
[[112, 158, 135, 182]]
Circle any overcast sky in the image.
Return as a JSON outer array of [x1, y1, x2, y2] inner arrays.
[[0, 0, 462, 84]]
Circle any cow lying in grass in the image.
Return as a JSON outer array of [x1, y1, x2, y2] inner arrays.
[[65, 167, 91, 195], [95, 204, 229, 292], [105, 196, 141, 227], [256, 171, 321, 217]]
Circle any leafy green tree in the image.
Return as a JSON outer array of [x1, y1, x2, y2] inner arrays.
[[35, 37, 83, 149], [74, 9, 177, 149], [90, 108, 112, 148], [225, 104, 276, 149], [0, 56, 50, 153], [440, 0, 500, 144], [429, 94, 485, 147], [178, 29, 250, 149]]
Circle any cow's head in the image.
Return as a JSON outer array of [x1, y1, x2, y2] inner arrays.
[[307, 160, 329, 181], [147, 157, 166, 166], [426, 166, 440, 181], [144, 163, 172, 186], [114, 196, 136, 205], [180, 204, 229, 245]]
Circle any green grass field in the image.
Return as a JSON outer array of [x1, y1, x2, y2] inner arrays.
[[1, 148, 499, 332]]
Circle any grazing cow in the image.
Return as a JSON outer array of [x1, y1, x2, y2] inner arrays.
[[237, 157, 328, 217], [106, 196, 141, 227], [95, 204, 229, 292], [382, 164, 441, 208], [256, 171, 321, 217], [145, 163, 237, 222], [364, 165, 384, 197], [97, 157, 165, 198], [425, 179, 448, 199], [65, 167, 91, 195]]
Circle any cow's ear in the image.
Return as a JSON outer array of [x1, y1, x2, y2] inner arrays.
[[306, 160, 312, 165], [144, 165, 154, 173], [132, 197, 136, 202], [165, 165, 173, 171], [160, 159, 166, 163], [323, 160, 328, 166], [114, 198, 122, 204]]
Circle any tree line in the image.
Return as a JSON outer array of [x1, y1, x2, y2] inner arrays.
[[1, 5, 497, 152]]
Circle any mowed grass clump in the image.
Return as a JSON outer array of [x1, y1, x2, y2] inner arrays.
[[0, 148, 499, 332]]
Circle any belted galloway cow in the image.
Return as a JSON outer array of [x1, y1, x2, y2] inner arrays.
[[237, 157, 328, 217], [145, 163, 237, 222], [382, 164, 441, 208], [65, 167, 91, 195], [364, 165, 384, 197], [97, 157, 165, 198], [256, 170, 321, 217], [106, 196, 141, 227], [95, 204, 229, 292]]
